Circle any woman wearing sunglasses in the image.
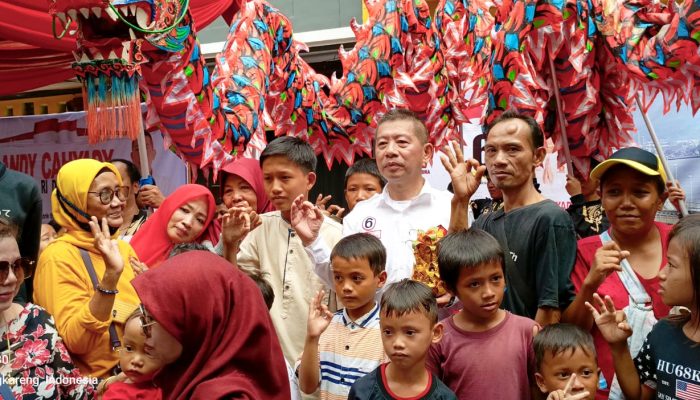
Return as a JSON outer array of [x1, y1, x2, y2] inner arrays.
[[0, 218, 95, 398], [131, 250, 290, 400], [33, 159, 140, 379]]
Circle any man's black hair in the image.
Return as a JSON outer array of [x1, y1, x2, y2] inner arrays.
[[486, 109, 544, 151]]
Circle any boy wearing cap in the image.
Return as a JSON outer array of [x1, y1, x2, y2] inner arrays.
[[561, 146, 685, 399]]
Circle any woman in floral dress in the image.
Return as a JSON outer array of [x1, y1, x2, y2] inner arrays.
[[0, 217, 95, 399]]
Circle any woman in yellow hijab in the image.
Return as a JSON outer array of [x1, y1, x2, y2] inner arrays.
[[34, 159, 140, 378]]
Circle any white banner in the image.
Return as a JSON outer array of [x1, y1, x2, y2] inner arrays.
[[0, 111, 187, 222]]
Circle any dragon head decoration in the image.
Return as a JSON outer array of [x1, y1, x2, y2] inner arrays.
[[49, 0, 190, 142]]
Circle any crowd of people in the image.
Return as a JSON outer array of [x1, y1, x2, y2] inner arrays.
[[0, 108, 698, 400]]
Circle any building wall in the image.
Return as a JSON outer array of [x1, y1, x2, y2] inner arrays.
[[197, 0, 362, 44]]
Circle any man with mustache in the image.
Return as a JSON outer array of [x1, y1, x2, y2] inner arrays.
[[470, 110, 577, 326]]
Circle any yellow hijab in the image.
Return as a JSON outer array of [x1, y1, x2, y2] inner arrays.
[[52, 159, 122, 252]]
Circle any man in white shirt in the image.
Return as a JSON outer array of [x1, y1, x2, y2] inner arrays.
[[292, 109, 477, 304]]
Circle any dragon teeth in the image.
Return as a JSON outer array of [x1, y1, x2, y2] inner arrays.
[[135, 8, 149, 29], [129, 28, 136, 40], [129, 5, 137, 16], [56, 12, 67, 24], [67, 9, 78, 22], [92, 7, 102, 19], [79, 8, 90, 19], [105, 7, 118, 21]]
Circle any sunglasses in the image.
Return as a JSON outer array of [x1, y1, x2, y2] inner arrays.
[[88, 186, 130, 205], [0, 258, 35, 283], [138, 304, 157, 339]]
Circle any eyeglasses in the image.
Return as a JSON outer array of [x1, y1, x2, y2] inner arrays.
[[0, 258, 35, 283], [139, 304, 157, 339], [88, 186, 130, 205]]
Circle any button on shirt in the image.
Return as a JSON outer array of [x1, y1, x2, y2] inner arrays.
[[237, 211, 343, 364], [307, 181, 466, 288]]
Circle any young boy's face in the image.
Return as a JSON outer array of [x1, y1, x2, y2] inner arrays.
[[451, 260, 505, 324], [332, 256, 386, 318], [344, 173, 383, 210], [120, 317, 164, 384], [261, 155, 316, 213], [535, 347, 599, 400], [380, 310, 442, 370]]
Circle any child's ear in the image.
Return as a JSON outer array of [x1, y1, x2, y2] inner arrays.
[[534, 372, 548, 394], [376, 271, 388, 288], [306, 171, 317, 191], [431, 322, 444, 344]]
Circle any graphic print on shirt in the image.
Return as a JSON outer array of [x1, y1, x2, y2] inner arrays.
[[634, 321, 700, 400]]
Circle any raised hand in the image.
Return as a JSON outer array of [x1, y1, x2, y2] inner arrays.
[[546, 374, 590, 400], [565, 175, 583, 197], [585, 293, 632, 345], [315, 194, 345, 220], [136, 184, 165, 208], [221, 206, 252, 245], [666, 181, 686, 212], [129, 257, 149, 276], [89, 216, 124, 274], [307, 290, 333, 339], [440, 140, 486, 203], [585, 241, 629, 290], [291, 195, 324, 247]]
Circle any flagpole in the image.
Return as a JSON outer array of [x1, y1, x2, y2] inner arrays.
[[634, 95, 689, 217], [548, 57, 574, 174]]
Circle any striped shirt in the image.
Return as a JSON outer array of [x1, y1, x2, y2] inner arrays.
[[317, 303, 386, 400]]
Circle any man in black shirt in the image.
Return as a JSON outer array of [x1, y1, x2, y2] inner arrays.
[[466, 110, 577, 326]]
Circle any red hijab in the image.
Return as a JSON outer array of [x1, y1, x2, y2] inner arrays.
[[132, 251, 290, 400], [220, 158, 275, 214], [131, 184, 216, 267]]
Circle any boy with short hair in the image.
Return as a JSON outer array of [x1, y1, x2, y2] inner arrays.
[[427, 229, 537, 399], [222, 136, 343, 364], [298, 233, 388, 399], [349, 280, 456, 399], [533, 324, 599, 400], [344, 158, 386, 211]]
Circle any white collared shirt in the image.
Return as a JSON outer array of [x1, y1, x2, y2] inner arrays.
[[307, 180, 470, 287]]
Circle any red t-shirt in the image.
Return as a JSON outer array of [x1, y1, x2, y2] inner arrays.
[[571, 222, 672, 400], [103, 381, 163, 400]]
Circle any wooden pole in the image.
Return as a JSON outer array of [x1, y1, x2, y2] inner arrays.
[[547, 57, 574, 175]]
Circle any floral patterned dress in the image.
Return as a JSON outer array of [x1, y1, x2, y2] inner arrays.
[[0, 303, 96, 399]]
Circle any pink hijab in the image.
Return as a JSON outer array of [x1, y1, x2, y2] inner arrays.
[[220, 158, 274, 214], [131, 184, 216, 267]]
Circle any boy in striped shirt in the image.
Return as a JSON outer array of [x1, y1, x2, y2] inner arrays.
[[298, 233, 388, 399]]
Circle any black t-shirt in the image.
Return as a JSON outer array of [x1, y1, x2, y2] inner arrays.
[[635, 319, 700, 399], [566, 194, 610, 239], [349, 364, 457, 400], [473, 199, 577, 319]]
